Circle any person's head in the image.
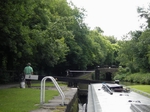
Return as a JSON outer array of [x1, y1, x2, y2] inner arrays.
[[27, 63, 31, 66]]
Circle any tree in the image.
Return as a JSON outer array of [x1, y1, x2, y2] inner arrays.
[[94, 27, 104, 33], [0, 0, 35, 70], [137, 3, 150, 29]]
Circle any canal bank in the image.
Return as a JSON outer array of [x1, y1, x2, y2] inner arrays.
[[31, 86, 78, 112], [1, 82, 150, 112], [0, 83, 79, 112]]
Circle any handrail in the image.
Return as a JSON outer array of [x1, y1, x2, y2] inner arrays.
[[102, 83, 113, 95], [40, 76, 65, 105]]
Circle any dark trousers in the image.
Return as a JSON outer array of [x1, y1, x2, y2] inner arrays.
[[26, 79, 31, 88]]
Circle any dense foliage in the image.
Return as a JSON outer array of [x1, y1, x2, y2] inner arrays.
[[0, 0, 150, 84], [114, 3, 150, 84], [0, 0, 118, 77], [114, 66, 150, 84], [117, 4, 150, 73]]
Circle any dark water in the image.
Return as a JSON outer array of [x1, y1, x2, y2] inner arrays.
[[78, 83, 88, 105]]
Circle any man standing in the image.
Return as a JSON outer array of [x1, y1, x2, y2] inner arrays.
[[24, 63, 33, 88]]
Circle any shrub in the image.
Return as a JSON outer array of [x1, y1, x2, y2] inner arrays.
[[125, 73, 150, 84], [114, 74, 126, 81], [114, 67, 131, 81]]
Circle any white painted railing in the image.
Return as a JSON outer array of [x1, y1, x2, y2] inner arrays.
[[40, 76, 65, 105]]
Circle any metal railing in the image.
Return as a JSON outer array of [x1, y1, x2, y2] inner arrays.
[[40, 76, 65, 105], [102, 83, 113, 95]]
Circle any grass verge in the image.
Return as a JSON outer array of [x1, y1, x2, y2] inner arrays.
[[128, 85, 150, 94], [32, 81, 67, 87], [0, 82, 62, 112]]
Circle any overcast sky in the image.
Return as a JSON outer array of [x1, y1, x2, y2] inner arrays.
[[67, 0, 149, 40]]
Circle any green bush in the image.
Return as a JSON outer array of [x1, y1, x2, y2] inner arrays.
[[143, 74, 150, 84], [114, 74, 126, 81], [0, 72, 10, 84], [114, 67, 131, 81], [124, 74, 133, 82], [123, 73, 150, 84], [114, 70, 150, 85]]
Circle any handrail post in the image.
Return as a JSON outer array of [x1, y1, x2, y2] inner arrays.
[[40, 76, 65, 106]]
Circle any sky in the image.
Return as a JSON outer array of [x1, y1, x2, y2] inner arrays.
[[67, 0, 149, 40]]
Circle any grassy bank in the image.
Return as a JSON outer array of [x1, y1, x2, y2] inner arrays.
[[0, 82, 67, 112], [129, 85, 150, 94]]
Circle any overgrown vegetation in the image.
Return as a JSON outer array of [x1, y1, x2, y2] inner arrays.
[[0, 0, 119, 77], [114, 4, 150, 84], [114, 67, 150, 84]]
